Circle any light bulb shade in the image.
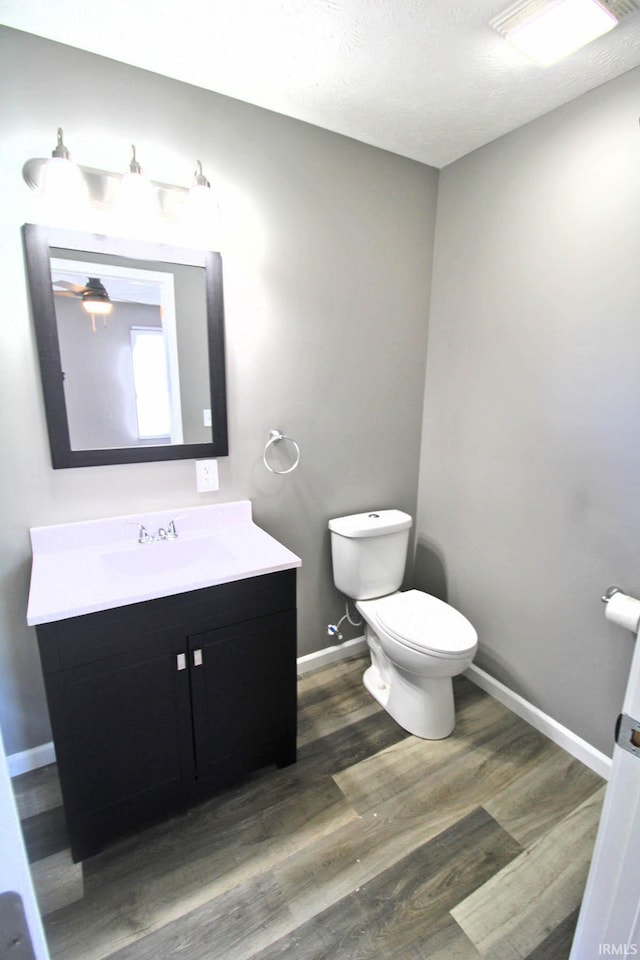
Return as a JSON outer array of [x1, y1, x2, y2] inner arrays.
[[118, 147, 159, 224], [40, 156, 88, 217], [81, 278, 113, 316], [118, 170, 159, 222], [181, 166, 221, 246]]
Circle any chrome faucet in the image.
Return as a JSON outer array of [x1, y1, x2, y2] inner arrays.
[[128, 514, 185, 543], [157, 515, 185, 541], [127, 521, 154, 544]]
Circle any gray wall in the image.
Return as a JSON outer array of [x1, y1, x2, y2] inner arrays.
[[3, 25, 635, 765], [416, 67, 640, 756], [0, 28, 437, 756]]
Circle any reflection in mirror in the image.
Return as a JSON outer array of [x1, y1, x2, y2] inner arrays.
[[50, 253, 203, 450], [22, 225, 228, 467]]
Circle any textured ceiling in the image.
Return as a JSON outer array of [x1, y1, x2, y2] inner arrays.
[[1, 0, 639, 167]]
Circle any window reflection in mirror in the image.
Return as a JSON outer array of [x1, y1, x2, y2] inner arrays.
[[22, 225, 228, 468], [130, 326, 175, 443]]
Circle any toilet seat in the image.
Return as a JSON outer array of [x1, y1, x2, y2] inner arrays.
[[369, 589, 477, 659]]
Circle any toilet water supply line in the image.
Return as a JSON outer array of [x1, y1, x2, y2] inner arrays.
[[328, 601, 362, 640]]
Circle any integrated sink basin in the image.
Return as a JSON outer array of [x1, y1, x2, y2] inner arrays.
[[27, 500, 301, 625], [101, 536, 236, 578]]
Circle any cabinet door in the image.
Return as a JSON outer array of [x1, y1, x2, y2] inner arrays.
[[45, 626, 194, 859], [189, 610, 297, 787]]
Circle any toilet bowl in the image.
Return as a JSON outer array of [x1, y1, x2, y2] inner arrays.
[[328, 509, 478, 739], [356, 589, 477, 739]]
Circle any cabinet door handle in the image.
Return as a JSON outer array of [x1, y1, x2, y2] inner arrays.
[[176, 653, 186, 671], [193, 648, 203, 667]]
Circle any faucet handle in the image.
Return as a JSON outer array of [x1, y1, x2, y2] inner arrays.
[[126, 521, 154, 543], [166, 514, 186, 539]]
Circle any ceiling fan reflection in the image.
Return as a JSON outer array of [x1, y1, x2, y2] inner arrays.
[[53, 277, 139, 331]]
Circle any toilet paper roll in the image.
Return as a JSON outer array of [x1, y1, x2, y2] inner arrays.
[[605, 592, 640, 633]]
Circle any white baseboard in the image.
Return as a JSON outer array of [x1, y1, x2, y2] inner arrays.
[[297, 635, 368, 675], [7, 741, 56, 779], [465, 664, 612, 781], [7, 647, 612, 782]]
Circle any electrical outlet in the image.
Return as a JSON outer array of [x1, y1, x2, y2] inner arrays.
[[203, 409, 212, 427], [196, 459, 219, 493]]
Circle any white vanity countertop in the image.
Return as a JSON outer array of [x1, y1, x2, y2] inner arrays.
[[27, 500, 301, 626]]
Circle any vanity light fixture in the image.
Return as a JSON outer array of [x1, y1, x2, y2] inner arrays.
[[118, 145, 159, 221], [181, 160, 221, 240], [22, 134, 221, 234], [81, 278, 113, 332], [490, 0, 622, 65], [192, 160, 211, 192], [40, 127, 88, 214]]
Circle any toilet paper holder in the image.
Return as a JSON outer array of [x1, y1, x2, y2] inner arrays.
[[602, 585, 624, 604]]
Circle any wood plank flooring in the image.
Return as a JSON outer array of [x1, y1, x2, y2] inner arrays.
[[13, 655, 605, 960]]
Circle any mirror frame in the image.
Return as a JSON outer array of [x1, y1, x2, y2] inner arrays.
[[22, 224, 228, 468]]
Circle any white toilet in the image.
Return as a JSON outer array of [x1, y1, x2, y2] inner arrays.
[[329, 509, 478, 739]]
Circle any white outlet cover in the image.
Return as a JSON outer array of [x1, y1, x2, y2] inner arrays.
[[196, 459, 219, 493]]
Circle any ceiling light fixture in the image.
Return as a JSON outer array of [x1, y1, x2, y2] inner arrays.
[[81, 277, 113, 331], [490, 0, 620, 66]]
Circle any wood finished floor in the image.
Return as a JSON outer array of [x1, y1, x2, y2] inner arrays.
[[13, 656, 605, 960]]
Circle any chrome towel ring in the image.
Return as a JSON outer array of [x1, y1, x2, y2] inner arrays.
[[263, 429, 300, 475]]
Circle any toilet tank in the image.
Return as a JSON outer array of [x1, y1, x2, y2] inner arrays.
[[328, 510, 413, 600]]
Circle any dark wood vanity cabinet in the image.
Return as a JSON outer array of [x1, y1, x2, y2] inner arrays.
[[35, 570, 297, 862]]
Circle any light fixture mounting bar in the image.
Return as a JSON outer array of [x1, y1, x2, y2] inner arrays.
[[22, 157, 189, 220]]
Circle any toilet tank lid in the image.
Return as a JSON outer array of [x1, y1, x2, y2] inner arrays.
[[328, 509, 412, 539]]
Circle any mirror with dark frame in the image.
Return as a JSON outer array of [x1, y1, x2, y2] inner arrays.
[[22, 224, 228, 468]]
